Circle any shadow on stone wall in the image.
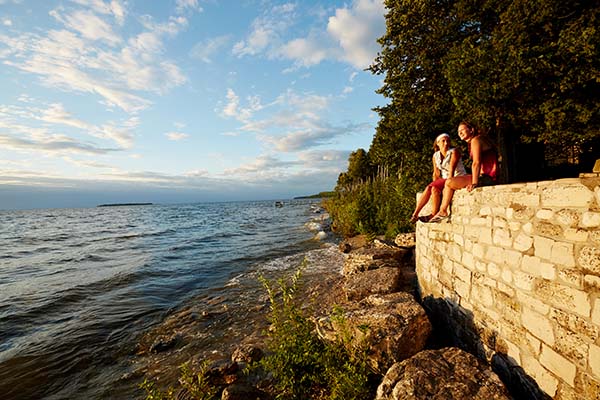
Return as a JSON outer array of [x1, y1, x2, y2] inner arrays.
[[420, 295, 552, 400]]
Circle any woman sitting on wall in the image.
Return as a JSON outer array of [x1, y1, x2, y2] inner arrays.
[[428, 121, 498, 223], [410, 133, 467, 223]]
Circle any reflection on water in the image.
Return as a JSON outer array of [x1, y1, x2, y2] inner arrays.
[[0, 200, 335, 399]]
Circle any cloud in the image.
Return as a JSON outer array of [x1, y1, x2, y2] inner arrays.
[[277, 0, 385, 69], [50, 9, 121, 45], [69, 0, 127, 24], [219, 88, 263, 122], [1, 5, 187, 113], [3, 18, 12, 26], [0, 102, 136, 154], [165, 131, 189, 141], [190, 35, 231, 63], [222, 154, 298, 178], [259, 121, 368, 152], [232, 3, 297, 57], [176, 0, 203, 14], [327, 0, 386, 68]]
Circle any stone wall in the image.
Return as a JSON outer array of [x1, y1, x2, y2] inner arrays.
[[415, 175, 600, 399]]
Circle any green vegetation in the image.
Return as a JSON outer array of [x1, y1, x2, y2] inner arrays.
[[140, 268, 375, 400], [255, 269, 373, 400], [326, 0, 600, 238]]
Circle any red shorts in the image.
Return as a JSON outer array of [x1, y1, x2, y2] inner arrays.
[[427, 178, 446, 191]]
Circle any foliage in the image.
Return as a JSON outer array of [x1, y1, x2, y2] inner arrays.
[[255, 268, 374, 400], [330, 0, 600, 237], [138, 359, 219, 400], [325, 168, 416, 238]]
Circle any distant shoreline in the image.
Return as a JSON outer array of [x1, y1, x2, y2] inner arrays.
[[97, 203, 153, 207]]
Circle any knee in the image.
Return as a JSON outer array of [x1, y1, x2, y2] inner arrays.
[[431, 186, 441, 196]]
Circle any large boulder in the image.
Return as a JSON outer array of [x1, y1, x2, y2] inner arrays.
[[316, 292, 431, 373], [343, 266, 404, 301], [342, 245, 412, 276], [376, 347, 511, 400]]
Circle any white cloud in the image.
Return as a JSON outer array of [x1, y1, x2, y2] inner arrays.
[[232, 3, 297, 57], [342, 86, 353, 94], [50, 9, 121, 45], [190, 35, 231, 63], [176, 0, 202, 14], [277, 0, 385, 69], [3, 19, 12, 26], [327, 0, 385, 68], [165, 132, 189, 141], [219, 88, 264, 122], [69, 0, 127, 25], [1, 4, 188, 113]]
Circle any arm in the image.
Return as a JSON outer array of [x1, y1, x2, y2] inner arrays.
[[468, 137, 482, 191], [448, 148, 460, 178], [432, 154, 441, 181]]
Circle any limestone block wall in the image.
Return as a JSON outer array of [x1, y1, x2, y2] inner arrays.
[[415, 175, 600, 399]]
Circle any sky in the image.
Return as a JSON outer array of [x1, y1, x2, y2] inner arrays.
[[0, 0, 387, 210]]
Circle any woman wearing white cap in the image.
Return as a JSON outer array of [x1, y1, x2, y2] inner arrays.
[[410, 133, 467, 223]]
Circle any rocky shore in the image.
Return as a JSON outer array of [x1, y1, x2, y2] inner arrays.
[[134, 230, 517, 399]]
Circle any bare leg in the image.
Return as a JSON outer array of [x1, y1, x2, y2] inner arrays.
[[430, 186, 441, 215], [410, 186, 432, 222], [435, 175, 472, 217]]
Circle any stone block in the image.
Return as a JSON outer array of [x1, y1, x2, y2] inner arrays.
[[505, 249, 523, 268], [592, 298, 600, 326], [472, 243, 485, 259], [551, 241, 576, 267], [578, 246, 600, 274], [517, 291, 550, 315], [508, 221, 521, 231], [480, 206, 492, 216], [556, 209, 580, 227], [585, 274, 600, 290], [486, 246, 506, 265], [455, 263, 472, 283], [525, 333, 542, 356], [536, 209, 555, 220], [521, 255, 556, 280], [554, 324, 588, 365], [523, 222, 533, 235], [509, 203, 535, 220], [522, 307, 555, 345], [564, 228, 589, 242], [493, 228, 512, 248], [496, 281, 515, 296], [559, 269, 583, 288], [522, 356, 558, 397], [501, 268, 513, 284], [471, 216, 489, 226], [512, 270, 535, 291], [535, 221, 563, 237], [488, 262, 501, 278], [549, 308, 599, 342], [536, 280, 591, 317], [582, 212, 600, 228], [541, 181, 594, 208], [454, 277, 471, 299], [591, 344, 600, 379], [540, 344, 576, 386], [472, 284, 494, 307], [453, 233, 464, 246], [534, 235, 554, 261], [514, 233, 534, 252]]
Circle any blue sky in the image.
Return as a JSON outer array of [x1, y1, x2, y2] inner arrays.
[[0, 0, 386, 209]]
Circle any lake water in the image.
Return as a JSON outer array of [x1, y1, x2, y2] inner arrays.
[[0, 200, 341, 399]]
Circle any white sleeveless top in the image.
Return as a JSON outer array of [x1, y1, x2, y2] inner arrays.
[[434, 148, 466, 179]]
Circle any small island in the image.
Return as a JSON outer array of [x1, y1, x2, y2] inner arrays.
[[97, 203, 153, 207]]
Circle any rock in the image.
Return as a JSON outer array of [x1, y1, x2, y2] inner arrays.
[[376, 347, 511, 400], [342, 245, 412, 276], [231, 344, 264, 364], [338, 234, 370, 252], [205, 360, 240, 386], [316, 292, 431, 373], [343, 267, 403, 301], [221, 383, 267, 400], [394, 232, 416, 248], [150, 332, 183, 353]]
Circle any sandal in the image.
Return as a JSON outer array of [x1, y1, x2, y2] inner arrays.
[[409, 215, 419, 223], [428, 214, 450, 223], [418, 215, 432, 222]]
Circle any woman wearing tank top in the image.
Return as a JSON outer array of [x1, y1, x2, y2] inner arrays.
[[410, 133, 467, 223], [428, 121, 498, 223]]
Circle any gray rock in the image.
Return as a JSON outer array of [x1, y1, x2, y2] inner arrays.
[[316, 292, 431, 374], [231, 344, 264, 364], [343, 266, 403, 301], [376, 347, 511, 400], [221, 383, 267, 400], [342, 245, 411, 276]]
